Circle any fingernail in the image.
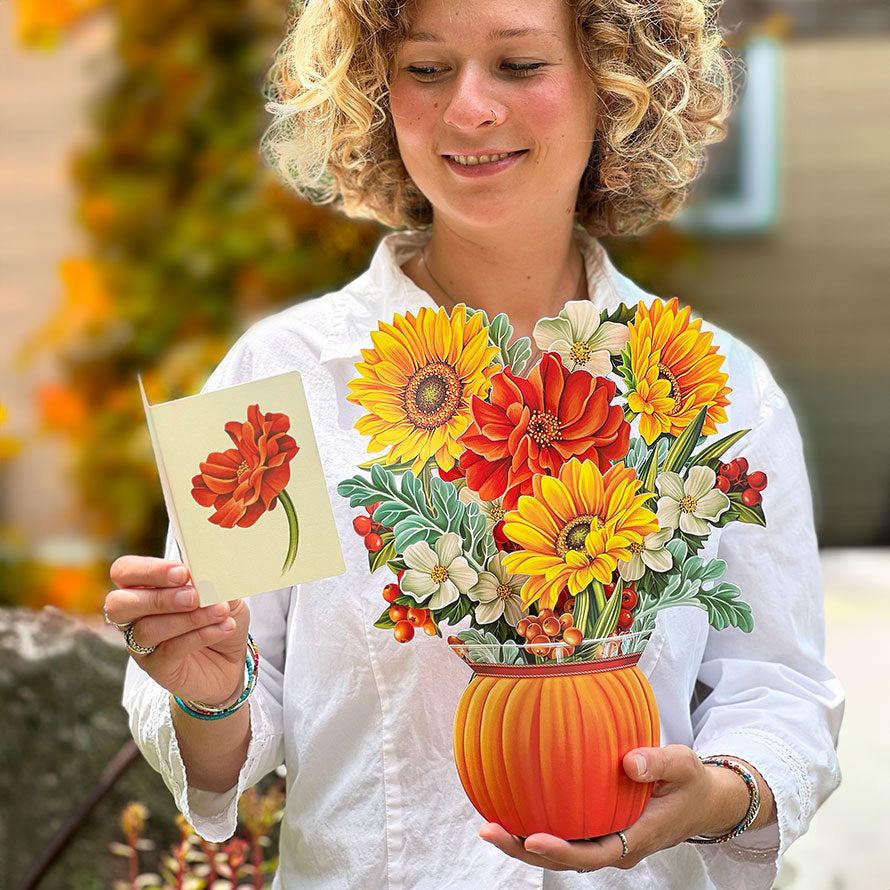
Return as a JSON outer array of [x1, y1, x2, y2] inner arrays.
[[218, 617, 235, 632], [168, 566, 187, 585], [176, 589, 195, 608], [634, 754, 648, 778]]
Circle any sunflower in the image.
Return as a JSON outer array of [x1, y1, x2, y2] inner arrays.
[[626, 298, 731, 445], [502, 460, 658, 610], [347, 305, 499, 473]]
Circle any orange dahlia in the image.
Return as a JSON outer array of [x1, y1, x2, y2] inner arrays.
[[458, 352, 630, 509], [502, 460, 658, 610], [347, 305, 499, 473], [626, 299, 731, 445]]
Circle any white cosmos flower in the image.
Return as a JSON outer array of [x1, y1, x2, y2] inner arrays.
[[400, 532, 478, 610], [656, 466, 730, 536], [617, 527, 674, 582], [532, 300, 630, 376], [458, 487, 506, 532], [467, 553, 529, 626]]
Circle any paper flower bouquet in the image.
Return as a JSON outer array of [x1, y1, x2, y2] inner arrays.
[[337, 297, 768, 839]]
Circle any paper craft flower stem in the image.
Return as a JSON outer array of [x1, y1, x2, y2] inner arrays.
[[191, 403, 300, 575]]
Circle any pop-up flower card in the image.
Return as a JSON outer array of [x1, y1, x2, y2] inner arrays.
[[142, 370, 344, 605], [338, 299, 768, 840]]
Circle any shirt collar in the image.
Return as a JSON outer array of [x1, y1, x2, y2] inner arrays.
[[319, 228, 649, 363]]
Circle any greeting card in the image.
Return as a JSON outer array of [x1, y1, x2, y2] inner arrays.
[[142, 370, 344, 605]]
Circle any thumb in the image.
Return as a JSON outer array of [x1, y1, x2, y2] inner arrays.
[[623, 744, 698, 784], [623, 747, 661, 783]]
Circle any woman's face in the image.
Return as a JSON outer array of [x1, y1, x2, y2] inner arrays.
[[389, 0, 597, 233]]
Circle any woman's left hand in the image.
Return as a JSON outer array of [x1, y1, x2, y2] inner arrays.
[[479, 744, 762, 872]]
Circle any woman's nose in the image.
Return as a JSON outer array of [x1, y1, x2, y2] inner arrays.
[[442, 69, 500, 130]]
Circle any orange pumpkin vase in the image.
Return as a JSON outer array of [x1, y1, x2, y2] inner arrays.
[[452, 652, 659, 840]]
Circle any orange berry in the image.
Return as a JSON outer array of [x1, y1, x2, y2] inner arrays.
[[525, 622, 543, 640], [382, 583, 401, 604], [516, 618, 531, 637], [558, 644, 575, 658], [388, 604, 408, 623], [559, 613, 574, 630], [422, 618, 437, 636], [564, 596, 575, 611], [537, 608, 554, 621], [407, 607, 428, 626], [563, 627, 583, 646], [393, 620, 414, 643], [529, 634, 551, 657], [542, 616, 561, 636]]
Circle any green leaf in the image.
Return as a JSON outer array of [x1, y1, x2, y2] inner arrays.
[[696, 582, 754, 632], [661, 406, 709, 474], [640, 444, 660, 494], [591, 585, 622, 638], [688, 430, 751, 467], [368, 534, 397, 573], [602, 302, 637, 326], [665, 538, 688, 563], [374, 606, 396, 629], [729, 495, 767, 527]]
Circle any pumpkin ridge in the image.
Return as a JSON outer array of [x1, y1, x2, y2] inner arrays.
[[500, 677, 538, 836], [463, 677, 500, 823], [480, 677, 525, 833]]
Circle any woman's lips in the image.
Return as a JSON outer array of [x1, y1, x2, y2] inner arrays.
[[443, 150, 528, 177]]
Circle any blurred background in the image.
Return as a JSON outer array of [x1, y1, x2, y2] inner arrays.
[[1, 0, 888, 887]]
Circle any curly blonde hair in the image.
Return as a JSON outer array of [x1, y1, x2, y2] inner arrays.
[[263, 0, 731, 236]]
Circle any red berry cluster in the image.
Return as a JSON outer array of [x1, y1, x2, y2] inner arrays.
[[713, 457, 768, 507], [516, 597, 581, 658], [383, 573, 437, 642], [605, 581, 638, 632], [353, 502, 385, 551]]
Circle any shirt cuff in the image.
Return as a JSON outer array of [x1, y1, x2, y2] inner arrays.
[[148, 685, 275, 843], [694, 729, 809, 890]]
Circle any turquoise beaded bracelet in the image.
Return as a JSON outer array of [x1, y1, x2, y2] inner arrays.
[[686, 755, 761, 845], [174, 634, 258, 721]]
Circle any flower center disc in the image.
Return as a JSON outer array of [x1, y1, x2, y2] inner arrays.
[[527, 411, 562, 446], [679, 494, 698, 514], [569, 341, 592, 365], [431, 564, 449, 583], [404, 362, 462, 430], [657, 363, 683, 416], [628, 541, 644, 555], [556, 514, 602, 557], [236, 459, 250, 478], [489, 504, 506, 523], [495, 582, 513, 601]]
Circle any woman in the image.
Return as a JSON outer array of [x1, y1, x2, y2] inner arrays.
[[106, 0, 843, 886]]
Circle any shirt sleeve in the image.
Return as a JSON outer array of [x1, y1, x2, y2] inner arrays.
[[690, 356, 844, 890], [122, 572, 289, 842]]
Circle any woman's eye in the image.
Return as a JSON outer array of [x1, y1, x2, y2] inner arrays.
[[503, 62, 547, 77], [406, 65, 446, 81]]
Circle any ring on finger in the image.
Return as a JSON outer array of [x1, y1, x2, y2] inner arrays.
[[124, 623, 157, 656], [616, 829, 629, 861], [103, 604, 132, 632]]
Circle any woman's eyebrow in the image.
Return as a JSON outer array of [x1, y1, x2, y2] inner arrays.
[[404, 26, 561, 43]]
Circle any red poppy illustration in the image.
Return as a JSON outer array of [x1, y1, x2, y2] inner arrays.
[[458, 352, 630, 509], [191, 403, 300, 571]]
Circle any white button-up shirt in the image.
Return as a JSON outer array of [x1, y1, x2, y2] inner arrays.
[[124, 230, 843, 890]]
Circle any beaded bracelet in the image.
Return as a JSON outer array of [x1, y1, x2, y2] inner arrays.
[[173, 634, 259, 721], [686, 756, 761, 845]]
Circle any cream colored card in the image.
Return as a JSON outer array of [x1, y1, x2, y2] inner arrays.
[[141, 371, 344, 605]]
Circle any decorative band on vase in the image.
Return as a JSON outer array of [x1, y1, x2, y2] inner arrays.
[[467, 651, 643, 678]]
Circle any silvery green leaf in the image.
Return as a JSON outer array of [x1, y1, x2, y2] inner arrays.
[[696, 582, 754, 632], [665, 538, 688, 563]]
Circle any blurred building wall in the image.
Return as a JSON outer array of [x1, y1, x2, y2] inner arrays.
[[668, 36, 890, 546]]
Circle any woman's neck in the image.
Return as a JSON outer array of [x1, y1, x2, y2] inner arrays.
[[405, 215, 588, 342]]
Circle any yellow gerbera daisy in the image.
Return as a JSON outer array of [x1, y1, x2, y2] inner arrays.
[[347, 305, 499, 473], [502, 460, 658, 610], [626, 298, 731, 445]]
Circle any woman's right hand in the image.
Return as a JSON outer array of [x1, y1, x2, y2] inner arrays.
[[105, 555, 250, 707]]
